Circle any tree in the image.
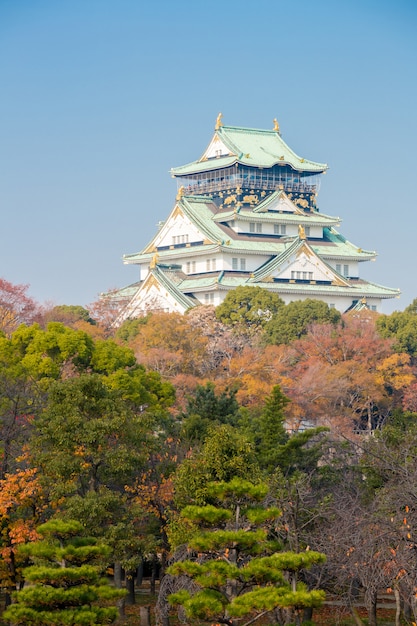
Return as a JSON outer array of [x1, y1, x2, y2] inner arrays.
[[0, 278, 39, 337], [88, 290, 132, 338], [28, 373, 175, 601], [41, 305, 96, 329], [0, 468, 45, 609], [376, 310, 417, 358], [264, 299, 341, 345], [127, 311, 209, 379], [185, 305, 247, 377], [3, 519, 125, 625], [243, 385, 290, 472], [180, 383, 241, 443], [167, 479, 325, 626], [31, 374, 149, 505], [172, 424, 260, 512], [215, 286, 284, 329], [277, 316, 406, 434]]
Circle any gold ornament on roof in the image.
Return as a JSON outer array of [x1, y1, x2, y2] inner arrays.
[[176, 186, 185, 201], [150, 253, 159, 269], [298, 224, 306, 240], [273, 118, 280, 133], [215, 113, 223, 130]]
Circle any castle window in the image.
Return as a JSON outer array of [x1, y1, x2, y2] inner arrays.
[[232, 258, 238, 270], [240, 258, 246, 270], [206, 259, 211, 271], [256, 223, 262, 233], [192, 261, 196, 272], [343, 264, 349, 277], [304, 226, 310, 237], [336, 264, 341, 274], [186, 262, 190, 273], [250, 223, 255, 233], [212, 258, 216, 271]]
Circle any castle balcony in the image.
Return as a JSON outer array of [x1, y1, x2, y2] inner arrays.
[[181, 177, 318, 196]]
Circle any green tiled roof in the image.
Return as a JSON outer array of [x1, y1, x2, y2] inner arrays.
[[171, 125, 328, 176], [152, 266, 198, 309], [213, 208, 339, 227], [311, 228, 376, 260], [163, 269, 400, 301]]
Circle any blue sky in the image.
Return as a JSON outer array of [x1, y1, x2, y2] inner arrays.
[[0, 0, 416, 312]]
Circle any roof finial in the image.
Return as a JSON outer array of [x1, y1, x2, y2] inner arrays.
[[273, 118, 280, 133], [215, 112, 223, 130]]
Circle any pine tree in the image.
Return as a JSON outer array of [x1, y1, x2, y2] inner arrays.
[[167, 479, 325, 626], [3, 519, 125, 625]]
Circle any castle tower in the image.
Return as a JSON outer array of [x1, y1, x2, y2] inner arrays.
[[115, 116, 399, 319]]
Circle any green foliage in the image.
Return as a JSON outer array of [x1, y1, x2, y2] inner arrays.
[[90, 339, 136, 373], [167, 479, 326, 625], [114, 316, 149, 343], [45, 305, 96, 326], [31, 374, 149, 502], [273, 427, 330, 475], [180, 504, 232, 525], [246, 385, 290, 471], [215, 285, 284, 328], [405, 298, 417, 315], [376, 309, 417, 356], [264, 298, 341, 345], [169, 588, 227, 620], [3, 519, 124, 625], [207, 477, 268, 501], [173, 424, 260, 511], [1, 323, 175, 409], [188, 528, 268, 553], [181, 382, 240, 442]]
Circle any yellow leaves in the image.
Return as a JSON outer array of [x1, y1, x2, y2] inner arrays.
[[375, 353, 414, 390]]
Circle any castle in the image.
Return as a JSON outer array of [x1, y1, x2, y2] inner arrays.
[[115, 115, 399, 319]]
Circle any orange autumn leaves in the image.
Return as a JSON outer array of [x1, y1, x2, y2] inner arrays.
[[121, 309, 415, 434]]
